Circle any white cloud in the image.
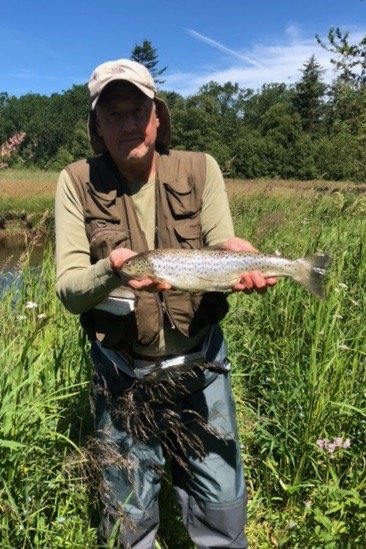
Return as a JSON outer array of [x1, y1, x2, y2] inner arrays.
[[163, 27, 366, 96], [185, 28, 264, 69]]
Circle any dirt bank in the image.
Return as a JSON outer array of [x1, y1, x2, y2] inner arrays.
[[0, 210, 53, 246]]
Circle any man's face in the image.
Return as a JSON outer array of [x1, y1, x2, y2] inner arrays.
[[95, 81, 159, 165]]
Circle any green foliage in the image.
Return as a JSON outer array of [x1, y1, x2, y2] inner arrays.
[[244, 83, 292, 125], [225, 190, 366, 547], [292, 55, 327, 133], [0, 247, 97, 547], [130, 39, 167, 85], [317, 27, 366, 87], [2, 32, 366, 180]]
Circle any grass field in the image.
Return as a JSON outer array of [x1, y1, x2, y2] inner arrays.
[[1, 170, 365, 548], [1, 167, 365, 211], [0, 169, 57, 221]]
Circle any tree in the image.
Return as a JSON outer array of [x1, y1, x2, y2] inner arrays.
[[243, 83, 293, 129], [292, 55, 327, 133], [130, 40, 167, 85], [0, 93, 10, 143], [316, 27, 366, 87]]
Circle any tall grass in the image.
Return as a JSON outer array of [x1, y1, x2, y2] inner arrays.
[[0, 187, 365, 547], [0, 248, 96, 548], [226, 190, 366, 547], [0, 169, 56, 214]]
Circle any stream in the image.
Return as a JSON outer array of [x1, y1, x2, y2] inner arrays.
[[0, 235, 47, 296]]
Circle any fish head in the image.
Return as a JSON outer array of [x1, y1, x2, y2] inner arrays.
[[121, 253, 152, 279]]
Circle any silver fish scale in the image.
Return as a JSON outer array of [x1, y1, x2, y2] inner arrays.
[[147, 249, 296, 291]]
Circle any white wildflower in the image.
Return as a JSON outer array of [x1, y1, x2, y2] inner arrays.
[[338, 344, 350, 351], [327, 442, 336, 454], [25, 301, 38, 309]]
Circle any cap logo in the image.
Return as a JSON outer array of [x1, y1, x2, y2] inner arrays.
[[108, 65, 126, 75]]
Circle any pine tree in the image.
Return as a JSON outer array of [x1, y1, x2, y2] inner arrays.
[[292, 55, 327, 133], [130, 40, 167, 85]]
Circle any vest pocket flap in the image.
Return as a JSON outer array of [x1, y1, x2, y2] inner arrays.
[[90, 225, 129, 261], [86, 182, 119, 222], [163, 175, 193, 195], [173, 220, 201, 242], [163, 176, 200, 218]]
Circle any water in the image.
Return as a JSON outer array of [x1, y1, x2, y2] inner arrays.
[[0, 235, 47, 296]]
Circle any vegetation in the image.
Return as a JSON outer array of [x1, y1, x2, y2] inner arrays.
[[0, 169, 56, 216], [130, 39, 167, 85], [1, 30, 366, 181], [0, 181, 365, 547]]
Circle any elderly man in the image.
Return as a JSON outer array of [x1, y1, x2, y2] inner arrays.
[[55, 58, 275, 548]]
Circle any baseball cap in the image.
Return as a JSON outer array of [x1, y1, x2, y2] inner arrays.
[[87, 58, 171, 154]]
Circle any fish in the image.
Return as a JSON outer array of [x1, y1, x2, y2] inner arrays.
[[121, 248, 331, 298]]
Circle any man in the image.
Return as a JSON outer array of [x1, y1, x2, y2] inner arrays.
[[55, 58, 276, 548]]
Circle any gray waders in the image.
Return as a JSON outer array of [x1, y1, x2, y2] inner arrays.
[[91, 326, 248, 548]]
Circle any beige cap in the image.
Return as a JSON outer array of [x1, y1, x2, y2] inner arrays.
[[87, 58, 171, 154]]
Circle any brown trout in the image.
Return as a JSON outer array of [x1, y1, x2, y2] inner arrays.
[[121, 249, 331, 298]]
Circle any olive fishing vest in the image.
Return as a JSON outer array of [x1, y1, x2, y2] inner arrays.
[[66, 150, 228, 351]]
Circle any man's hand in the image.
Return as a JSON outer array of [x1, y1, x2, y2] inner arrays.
[[220, 237, 277, 293], [109, 248, 171, 292]]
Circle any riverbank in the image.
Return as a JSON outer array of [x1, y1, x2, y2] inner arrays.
[[0, 169, 56, 255]]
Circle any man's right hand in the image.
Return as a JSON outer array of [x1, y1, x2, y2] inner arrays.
[[109, 248, 171, 292]]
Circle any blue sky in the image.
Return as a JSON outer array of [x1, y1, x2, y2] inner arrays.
[[1, 0, 365, 98]]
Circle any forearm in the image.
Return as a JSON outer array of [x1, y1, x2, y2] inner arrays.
[[56, 258, 122, 314], [55, 170, 122, 314]]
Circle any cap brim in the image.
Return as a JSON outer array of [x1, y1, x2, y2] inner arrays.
[[91, 78, 155, 110]]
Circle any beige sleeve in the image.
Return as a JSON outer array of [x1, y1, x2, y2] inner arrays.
[[201, 154, 235, 246], [55, 169, 122, 314]]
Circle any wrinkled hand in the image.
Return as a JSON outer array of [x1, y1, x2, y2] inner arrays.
[[220, 237, 277, 294], [109, 248, 171, 292]]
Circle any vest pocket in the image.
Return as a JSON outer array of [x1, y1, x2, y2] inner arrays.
[[86, 183, 120, 222], [89, 223, 129, 261], [173, 219, 202, 249], [164, 176, 201, 218]]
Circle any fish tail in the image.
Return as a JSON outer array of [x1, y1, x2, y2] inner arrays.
[[296, 253, 331, 299]]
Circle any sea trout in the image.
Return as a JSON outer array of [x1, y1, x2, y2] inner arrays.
[[121, 249, 331, 298]]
